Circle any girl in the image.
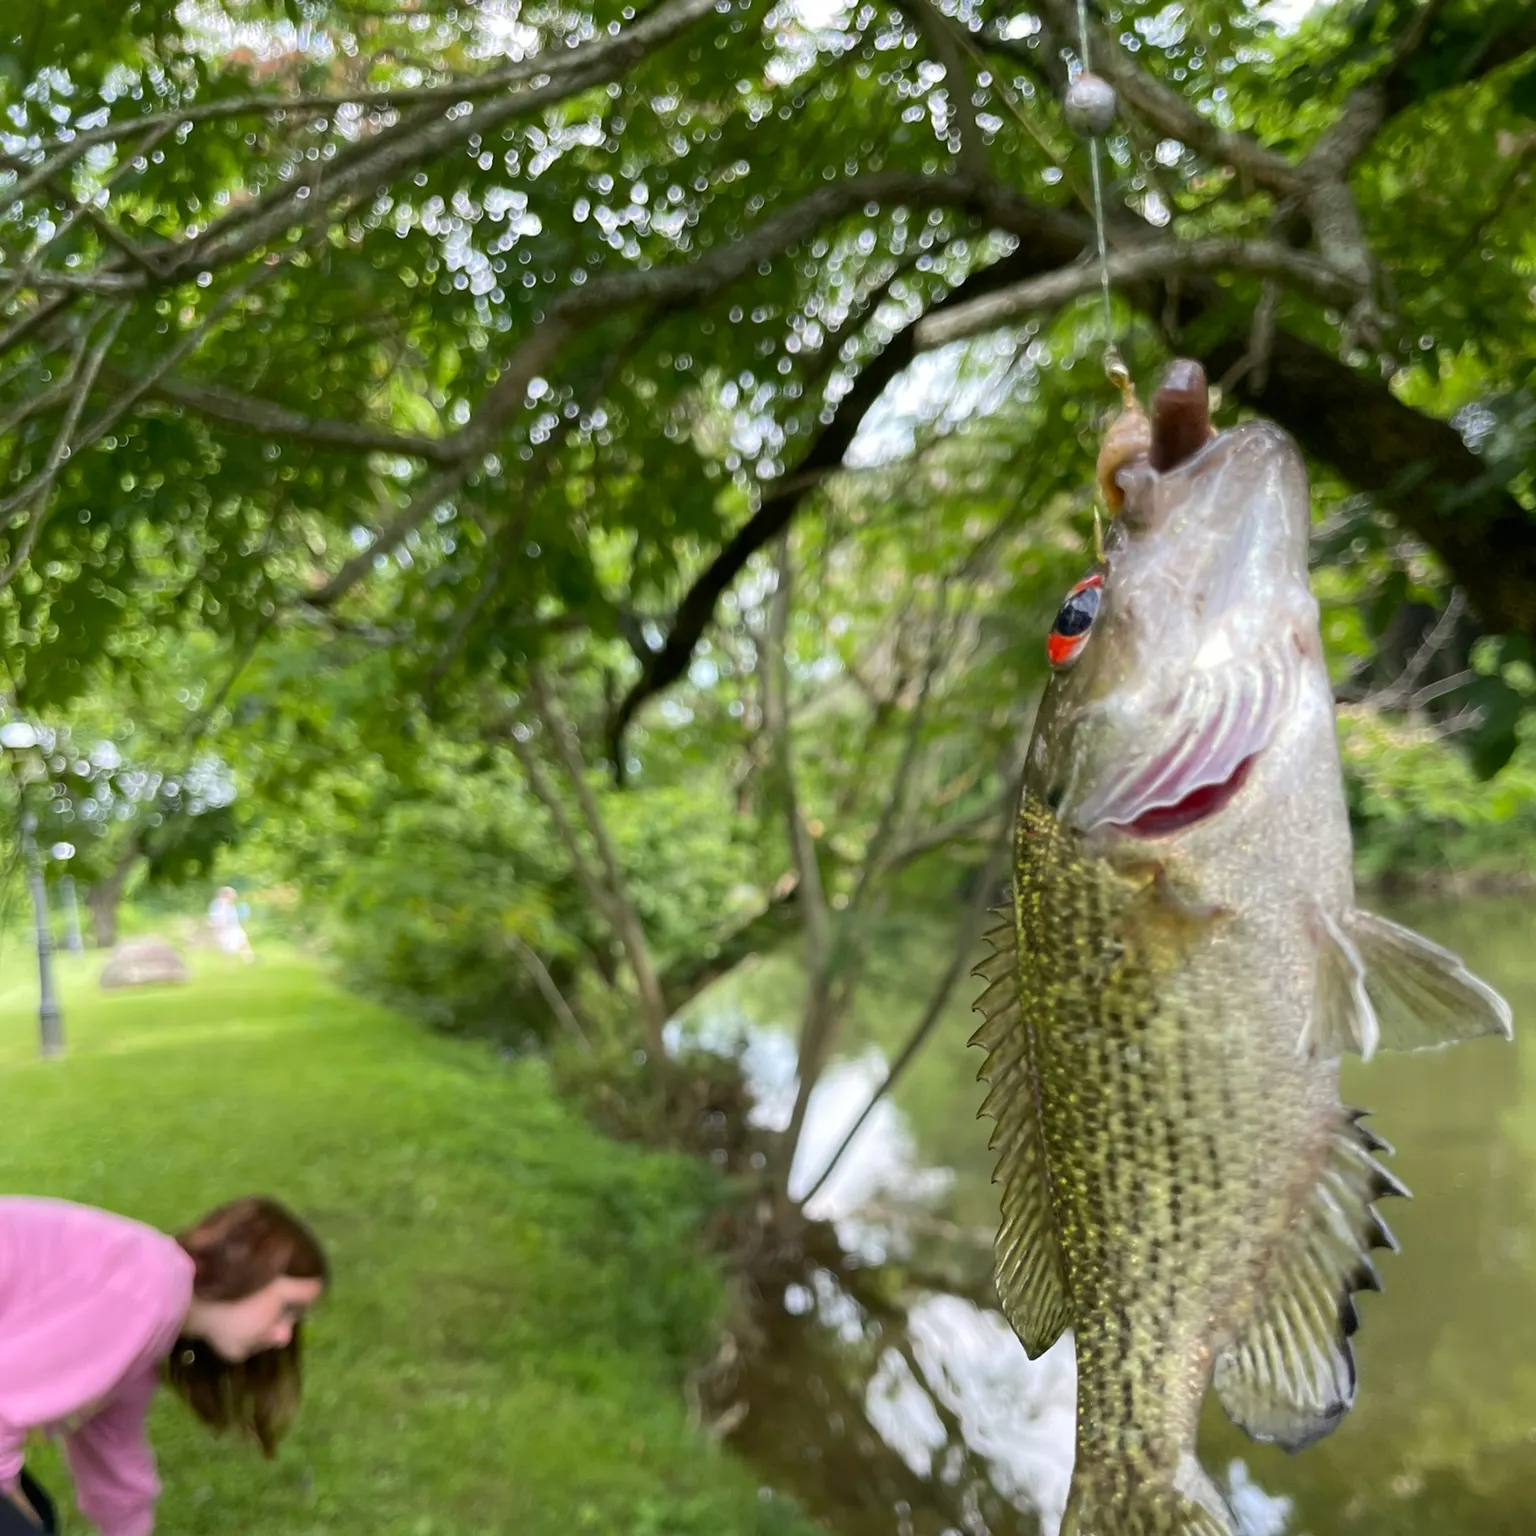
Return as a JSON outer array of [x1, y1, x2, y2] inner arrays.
[[0, 1195, 327, 1536], [206, 888, 255, 964]]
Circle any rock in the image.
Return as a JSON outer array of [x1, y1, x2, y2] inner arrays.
[[100, 938, 190, 989]]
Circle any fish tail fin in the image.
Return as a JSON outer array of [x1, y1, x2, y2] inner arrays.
[[1062, 1456, 1235, 1536]]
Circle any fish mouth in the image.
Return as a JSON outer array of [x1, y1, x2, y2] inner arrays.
[[1113, 751, 1258, 838]]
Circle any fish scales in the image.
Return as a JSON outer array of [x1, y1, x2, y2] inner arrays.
[[1015, 792, 1330, 1482]]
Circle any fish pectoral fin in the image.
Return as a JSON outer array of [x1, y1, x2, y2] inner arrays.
[[1303, 906, 1380, 1061], [1304, 905, 1514, 1061], [1213, 1109, 1407, 1452], [970, 905, 1071, 1360], [1347, 908, 1514, 1052]]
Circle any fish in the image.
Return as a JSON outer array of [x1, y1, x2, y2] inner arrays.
[[971, 358, 1515, 1536]]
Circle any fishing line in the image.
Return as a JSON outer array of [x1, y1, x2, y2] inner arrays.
[[1067, 0, 1130, 397]]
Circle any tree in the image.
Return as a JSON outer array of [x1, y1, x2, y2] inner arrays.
[[0, 633, 243, 943], [0, 0, 1531, 777]]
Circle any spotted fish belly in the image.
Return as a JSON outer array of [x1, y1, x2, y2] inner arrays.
[[972, 796, 1407, 1532]]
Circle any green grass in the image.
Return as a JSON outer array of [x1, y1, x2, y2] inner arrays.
[[0, 942, 816, 1536]]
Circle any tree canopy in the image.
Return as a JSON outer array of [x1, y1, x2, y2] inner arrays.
[[2, 0, 1532, 750]]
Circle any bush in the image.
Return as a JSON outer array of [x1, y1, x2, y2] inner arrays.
[[323, 777, 591, 1041], [305, 754, 758, 1046], [1341, 710, 1536, 888]]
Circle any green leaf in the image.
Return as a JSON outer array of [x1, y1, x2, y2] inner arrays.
[[1507, 62, 1536, 121], [1462, 675, 1525, 781]]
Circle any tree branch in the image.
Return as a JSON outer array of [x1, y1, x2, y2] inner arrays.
[[114, 371, 458, 464], [0, 225, 343, 593], [1201, 320, 1536, 639], [1035, 0, 1536, 299], [1334, 0, 1536, 169], [606, 215, 1090, 762], [0, 123, 174, 312], [764, 533, 840, 1173], [0, 267, 143, 295], [0, 304, 126, 592], [595, 120, 1536, 747], [508, 934, 592, 1052], [1367, 588, 1468, 712], [660, 883, 807, 1016], [1030, 0, 1304, 198], [304, 171, 1021, 614], [69, 259, 292, 454], [526, 665, 671, 1060], [424, 321, 650, 695], [883, 802, 1002, 874], [0, 373, 72, 442], [797, 818, 1012, 1210], [12, 0, 717, 203], [0, 290, 76, 363], [302, 316, 575, 606], [505, 724, 621, 931], [573, 171, 1003, 314], [8, 0, 722, 296], [848, 588, 950, 911], [762, 538, 832, 973], [14, 0, 716, 166], [914, 236, 1367, 350]]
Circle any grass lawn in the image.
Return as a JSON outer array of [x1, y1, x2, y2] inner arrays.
[[0, 941, 816, 1536]]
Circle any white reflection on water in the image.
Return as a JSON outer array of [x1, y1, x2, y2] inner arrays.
[[907, 1294, 1077, 1533]]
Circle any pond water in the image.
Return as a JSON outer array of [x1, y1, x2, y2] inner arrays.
[[680, 894, 1536, 1536]]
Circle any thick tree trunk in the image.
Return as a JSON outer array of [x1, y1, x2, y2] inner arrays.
[[84, 846, 139, 948], [1201, 320, 1536, 639], [85, 873, 125, 948]]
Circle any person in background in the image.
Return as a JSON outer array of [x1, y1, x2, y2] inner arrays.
[[0, 1196, 327, 1536], [206, 886, 255, 964]]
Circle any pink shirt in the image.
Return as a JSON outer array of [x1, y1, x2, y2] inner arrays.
[[0, 1198, 194, 1536]]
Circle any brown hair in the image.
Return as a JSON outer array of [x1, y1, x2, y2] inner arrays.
[[164, 1196, 328, 1456]]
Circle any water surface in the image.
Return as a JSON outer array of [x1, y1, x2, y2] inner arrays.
[[683, 896, 1536, 1535]]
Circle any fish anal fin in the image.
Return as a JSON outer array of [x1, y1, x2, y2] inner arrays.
[[1214, 1110, 1407, 1451], [1349, 908, 1514, 1052], [970, 905, 1071, 1360]]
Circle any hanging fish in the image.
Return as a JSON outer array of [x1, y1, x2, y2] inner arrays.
[[972, 358, 1514, 1536]]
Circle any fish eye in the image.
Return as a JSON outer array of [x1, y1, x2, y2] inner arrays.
[[1047, 573, 1103, 669]]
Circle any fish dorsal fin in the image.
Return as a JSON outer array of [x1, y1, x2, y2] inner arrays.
[[1306, 906, 1514, 1061], [970, 904, 1071, 1360], [1213, 1109, 1407, 1450]]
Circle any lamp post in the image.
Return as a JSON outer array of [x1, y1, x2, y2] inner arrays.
[[20, 811, 64, 1059], [3, 720, 65, 1059]]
